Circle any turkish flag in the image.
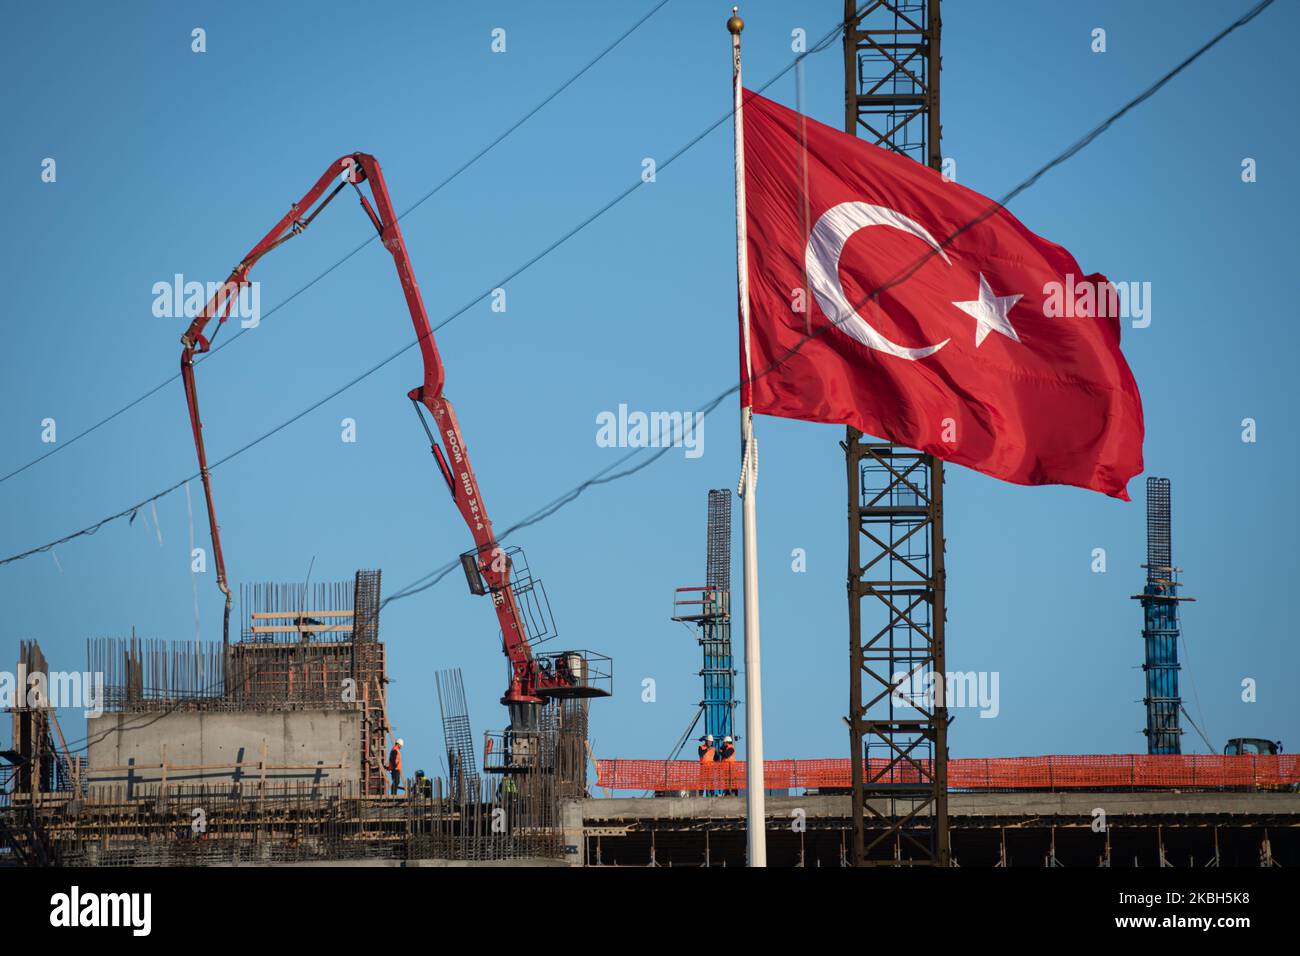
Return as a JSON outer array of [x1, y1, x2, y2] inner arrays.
[[742, 90, 1143, 499]]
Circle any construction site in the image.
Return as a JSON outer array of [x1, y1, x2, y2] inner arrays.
[[5, 481, 1297, 869], [2, 0, 1296, 883]]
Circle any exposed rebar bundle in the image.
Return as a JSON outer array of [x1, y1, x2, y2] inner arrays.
[[435, 668, 481, 797]]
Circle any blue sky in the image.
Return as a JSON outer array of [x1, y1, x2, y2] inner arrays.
[[1, 1, 1295, 779]]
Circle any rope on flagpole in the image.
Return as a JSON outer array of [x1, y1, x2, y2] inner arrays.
[[737, 434, 757, 498]]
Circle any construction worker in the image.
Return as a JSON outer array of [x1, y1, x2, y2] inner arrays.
[[387, 738, 403, 796], [412, 769, 432, 797], [716, 735, 737, 795], [696, 734, 716, 797]]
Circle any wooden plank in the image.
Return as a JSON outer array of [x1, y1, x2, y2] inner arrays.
[[87, 761, 344, 774], [234, 640, 355, 650], [250, 610, 354, 619], [249, 624, 353, 634]]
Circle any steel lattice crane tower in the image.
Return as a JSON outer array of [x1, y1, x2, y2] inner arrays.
[[844, 0, 949, 866], [1132, 477, 1193, 754]]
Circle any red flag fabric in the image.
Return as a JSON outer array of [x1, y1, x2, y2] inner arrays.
[[742, 90, 1143, 499]]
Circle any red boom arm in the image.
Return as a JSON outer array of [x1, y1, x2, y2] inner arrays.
[[180, 153, 546, 704]]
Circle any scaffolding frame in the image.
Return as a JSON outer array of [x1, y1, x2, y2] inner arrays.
[[672, 489, 738, 745], [10, 776, 568, 867]]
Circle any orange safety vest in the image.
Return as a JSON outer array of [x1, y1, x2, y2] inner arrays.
[[698, 744, 715, 762], [389, 747, 402, 773], [719, 745, 735, 763]]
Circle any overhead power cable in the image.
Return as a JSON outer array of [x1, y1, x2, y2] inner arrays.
[[37, 17, 864, 760], [1, 0, 1271, 571], [0, 14, 845, 569], [38, 0, 1277, 764], [0, 0, 674, 488], [343, 0, 1281, 604]]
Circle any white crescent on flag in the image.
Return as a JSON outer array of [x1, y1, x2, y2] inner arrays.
[[804, 201, 951, 361]]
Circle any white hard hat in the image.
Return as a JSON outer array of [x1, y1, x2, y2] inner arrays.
[[396, 738, 404, 747], [724, 736, 733, 743], [705, 734, 714, 741]]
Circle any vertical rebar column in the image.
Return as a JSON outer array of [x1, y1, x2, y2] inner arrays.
[[435, 668, 481, 796], [844, 0, 949, 867], [702, 489, 736, 741]]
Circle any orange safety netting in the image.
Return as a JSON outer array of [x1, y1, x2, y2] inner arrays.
[[595, 754, 1300, 792]]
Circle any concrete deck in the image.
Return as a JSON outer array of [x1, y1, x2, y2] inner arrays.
[[582, 791, 1300, 823]]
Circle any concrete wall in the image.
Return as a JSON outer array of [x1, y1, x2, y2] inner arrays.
[[87, 709, 360, 793]]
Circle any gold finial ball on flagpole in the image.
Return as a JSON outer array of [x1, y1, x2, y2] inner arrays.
[[727, 7, 744, 35]]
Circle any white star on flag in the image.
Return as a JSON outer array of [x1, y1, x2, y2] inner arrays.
[[951, 272, 1024, 347]]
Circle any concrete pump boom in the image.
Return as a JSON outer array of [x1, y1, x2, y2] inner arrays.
[[179, 152, 569, 707]]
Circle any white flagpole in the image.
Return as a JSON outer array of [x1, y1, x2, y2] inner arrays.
[[728, 5, 767, 868]]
